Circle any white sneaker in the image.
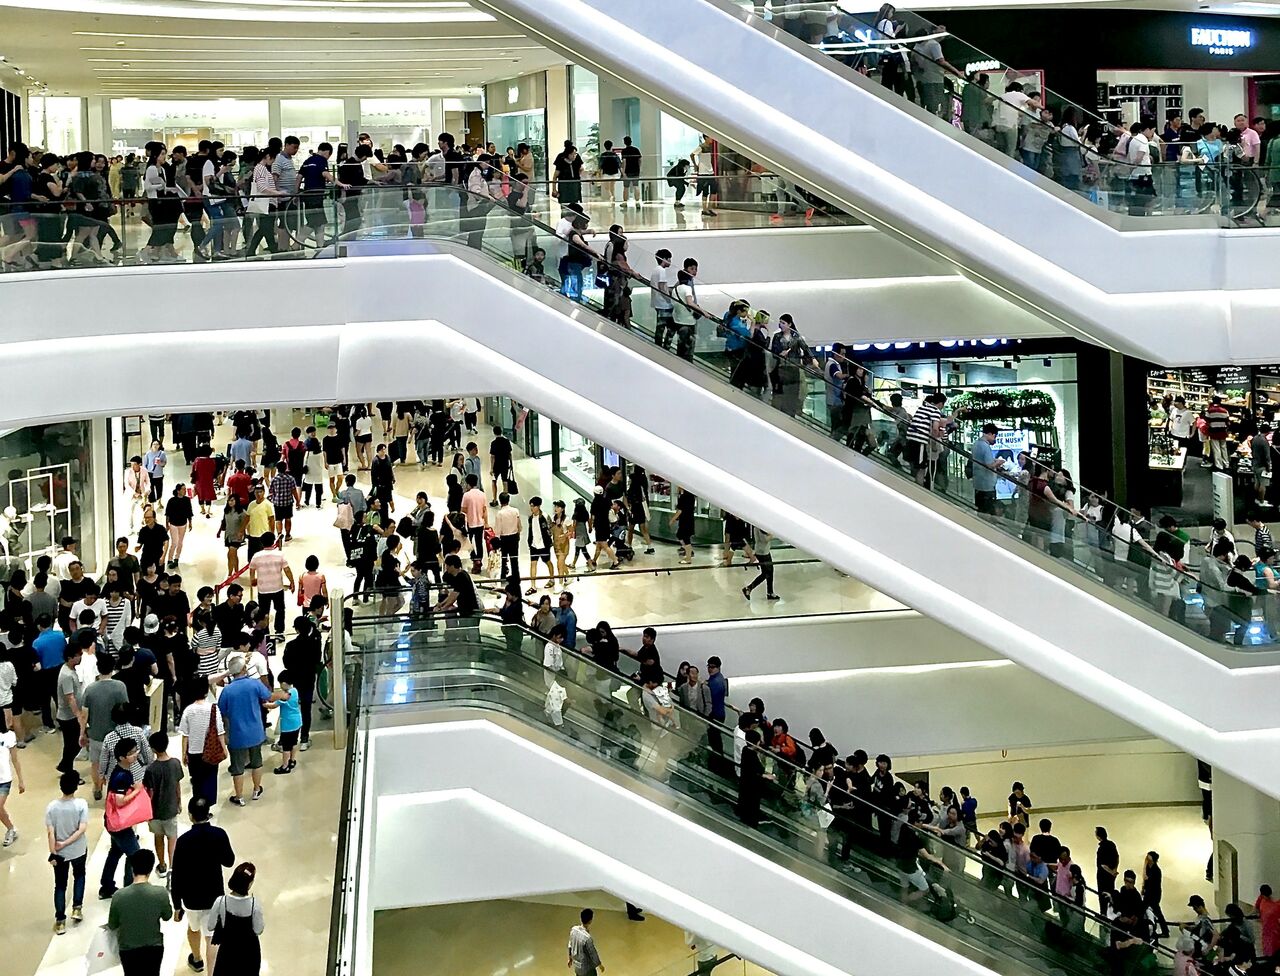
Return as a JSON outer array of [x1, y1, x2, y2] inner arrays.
[[3, 827, 17, 847]]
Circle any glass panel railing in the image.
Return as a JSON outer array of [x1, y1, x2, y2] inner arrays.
[[0, 151, 855, 276], [338, 609, 1172, 976], [729, 1, 1263, 222], [7, 179, 1267, 655], [326, 184, 1272, 658]]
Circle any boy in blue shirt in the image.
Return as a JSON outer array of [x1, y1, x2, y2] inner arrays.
[[273, 671, 303, 775]]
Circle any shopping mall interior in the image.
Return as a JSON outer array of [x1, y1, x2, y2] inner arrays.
[[4, 1, 1280, 975]]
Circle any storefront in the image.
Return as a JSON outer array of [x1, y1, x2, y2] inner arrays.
[[0, 421, 103, 578], [484, 73, 547, 179], [935, 9, 1280, 126], [832, 338, 1082, 479], [1146, 364, 1278, 516]]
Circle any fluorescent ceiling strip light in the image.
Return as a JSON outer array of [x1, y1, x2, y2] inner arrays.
[[93, 66, 485, 72], [87, 56, 512, 63], [174, 0, 473, 5], [80, 45, 541, 52], [1, 1, 493, 24], [73, 31, 526, 39]]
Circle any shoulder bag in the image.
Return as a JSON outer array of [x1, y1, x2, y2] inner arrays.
[[104, 785, 153, 833], [201, 702, 227, 765]]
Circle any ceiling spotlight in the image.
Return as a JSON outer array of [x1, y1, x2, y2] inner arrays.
[[896, 365, 906, 374], [16, 68, 24, 75], [1043, 358, 1052, 367], [116, 39, 126, 46], [1003, 360, 1012, 369]]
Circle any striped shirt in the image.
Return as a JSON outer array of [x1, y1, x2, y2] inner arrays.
[[268, 472, 297, 507], [99, 723, 154, 784], [907, 400, 945, 445], [1257, 525, 1275, 554], [178, 698, 225, 758], [194, 626, 225, 677]]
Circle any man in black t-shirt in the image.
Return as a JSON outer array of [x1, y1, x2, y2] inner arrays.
[[1028, 818, 1061, 864], [620, 136, 643, 207], [489, 427, 512, 504], [323, 429, 346, 497], [136, 509, 169, 574], [599, 140, 621, 203], [435, 555, 478, 625], [211, 585, 249, 649]]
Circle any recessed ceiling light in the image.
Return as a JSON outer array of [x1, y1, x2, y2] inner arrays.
[[116, 40, 126, 46]]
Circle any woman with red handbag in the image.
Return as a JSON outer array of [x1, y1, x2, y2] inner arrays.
[[99, 739, 153, 899]]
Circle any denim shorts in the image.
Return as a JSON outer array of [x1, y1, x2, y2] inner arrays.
[[0, 781, 11, 796]]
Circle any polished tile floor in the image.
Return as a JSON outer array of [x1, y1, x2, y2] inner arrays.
[[3, 713, 343, 976], [373, 896, 773, 976], [137, 415, 901, 630]]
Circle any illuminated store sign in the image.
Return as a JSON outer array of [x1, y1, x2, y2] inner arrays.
[[1190, 26, 1253, 56]]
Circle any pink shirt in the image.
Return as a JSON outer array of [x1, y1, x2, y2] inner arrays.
[[461, 488, 488, 529], [299, 571, 326, 607], [1054, 861, 1073, 897], [250, 550, 289, 594], [1242, 126, 1262, 160]]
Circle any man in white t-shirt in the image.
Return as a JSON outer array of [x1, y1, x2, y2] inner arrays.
[[993, 82, 1030, 158], [1126, 120, 1156, 214], [0, 725, 23, 846], [692, 134, 717, 216], [650, 249, 676, 350]]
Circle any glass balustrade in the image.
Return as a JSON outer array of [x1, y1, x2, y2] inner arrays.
[[327, 609, 1173, 976], [725, 0, 1264, 222]]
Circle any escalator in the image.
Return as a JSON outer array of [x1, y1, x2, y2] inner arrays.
[[10, 180, 1277, 791], [469, 0, 1280, 366], [333, 610, 1174, 976], [296, 185, 1280, 798]]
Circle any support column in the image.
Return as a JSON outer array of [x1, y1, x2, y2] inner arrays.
[[268, 97, 282, 139], [545, 65, 570, 152], [86, 96, 110, 155], [429, 97, 445, 143], [1211, 771, 1280, 908], [343, 96, 361, 148]]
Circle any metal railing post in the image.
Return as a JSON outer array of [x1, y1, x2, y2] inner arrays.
[[332, 589, 347, 750]]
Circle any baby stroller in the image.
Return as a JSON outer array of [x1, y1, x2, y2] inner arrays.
[[609, 520, 636, 564]]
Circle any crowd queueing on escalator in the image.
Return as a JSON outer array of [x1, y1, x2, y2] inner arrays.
[[757, 1, 1276, 214]]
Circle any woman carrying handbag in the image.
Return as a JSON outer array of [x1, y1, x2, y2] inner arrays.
[[99, 739, 153, 899]]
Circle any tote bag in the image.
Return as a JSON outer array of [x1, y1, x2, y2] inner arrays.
[[105, 787, 153, 833]]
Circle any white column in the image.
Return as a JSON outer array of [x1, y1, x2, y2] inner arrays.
[[268, 96, 282, 138], [545, 66, 570, 151], [343, 96, 361, 148], [429, 97, 444, 143], [1212, 770, 1280, 908], [98, 418, 120, 573], [86, 96, 111, 154]]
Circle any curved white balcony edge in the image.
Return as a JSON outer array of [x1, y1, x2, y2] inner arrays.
[[4, 252, 1280, 796], [470, 0, 1280, 364]]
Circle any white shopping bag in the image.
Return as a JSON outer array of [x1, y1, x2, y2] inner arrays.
[[86, 925, 120, 974]]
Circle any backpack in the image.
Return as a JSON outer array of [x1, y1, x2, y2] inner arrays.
[[929, 884, 958, 922]]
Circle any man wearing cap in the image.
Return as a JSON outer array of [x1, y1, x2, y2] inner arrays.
[[971, 423, 1002, 516], [1182, 894, 1217, 958], [123, 456, 151, 533]]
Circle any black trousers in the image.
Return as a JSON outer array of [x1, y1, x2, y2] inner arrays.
[[499, 534, 520, 583], [120, 944, 164, 976], [745, 554, 775, 595], [261, 589, 287, 634], [298, 684, 315, 741], [57, 718, 80, 773]]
